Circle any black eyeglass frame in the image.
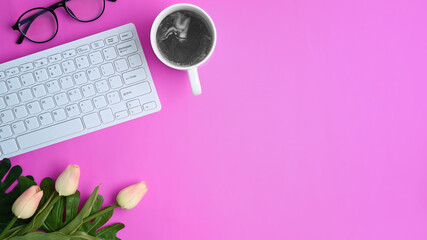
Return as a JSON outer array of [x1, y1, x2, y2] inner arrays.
[[12, 0, 116, 44]]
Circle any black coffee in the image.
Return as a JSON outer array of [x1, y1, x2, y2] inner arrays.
[[156, 10, 213, 67]]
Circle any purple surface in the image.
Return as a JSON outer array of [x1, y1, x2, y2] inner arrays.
[[1, 0, 427, 239]]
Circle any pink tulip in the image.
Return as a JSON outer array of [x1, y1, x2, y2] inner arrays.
[[116, 181, 148, 209], [12, 185, 43, 219], [55, 164, 80, 196]]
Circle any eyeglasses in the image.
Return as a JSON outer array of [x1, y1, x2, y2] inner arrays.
[[12, 0, 116, 44]]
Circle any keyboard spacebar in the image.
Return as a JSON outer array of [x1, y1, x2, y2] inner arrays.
[[17, 119, 84, 149]]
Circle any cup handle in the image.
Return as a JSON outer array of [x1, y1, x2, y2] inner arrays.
[[188, 68, 202, 95]]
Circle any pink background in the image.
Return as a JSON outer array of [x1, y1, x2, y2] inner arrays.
[[1, 0, 427, 239]]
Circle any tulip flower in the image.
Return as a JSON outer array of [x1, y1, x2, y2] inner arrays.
[[55, 164, 80, 196], [83, 181, 148, 223], [116, 181, 148, 209], [12, 185, 43, 219], [0, 186, 44, 239]]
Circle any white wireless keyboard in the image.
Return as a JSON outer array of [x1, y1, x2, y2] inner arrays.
[[0, 23, 161, 157]]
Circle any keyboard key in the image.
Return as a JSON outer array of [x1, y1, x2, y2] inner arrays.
[[20, 73, 35, 86], [0, 110, 15, 123], [123, 68, 147, 85], [76, 56, 90, 69], [0, 82, 7, 94], [6, 67, 19, 76], [25, 117, 40, 130], [114, 59, 129, 72], [0, 98, 6, 109], [106, 91, 120, 105], [91, 40, 104, 49], [0, 72, 5, 79], [7, 77, 21, 91], [52, 108, 67, 122], [18, 89, 34, 102], [77, 45, 90, 54], [68, 88, 83, 102], [59, 76, 74, 89], [127, 99, 140, 108], [95, 80, 109, 93], [46, 80, 60, 93], [34, 58, 48, 68], [32, 85, 47, 98], [63, 49, 76, 58], [129, 106, 142, 115], [89, 51, 104, 65], [87, 67, 101, 81], [62, 60, 76, 74], [12, 121, 26, 134], [109, 76, 123, 89], [115, 110, 128, 119], [83, 113, 101, 128], [79, 100, 94, 113], [103, 47, 117, 61], [41, 97, 55, 110], [73, 72, 88, 85], [120, 82, 151, 100], [65, 104, 80, 117], [100, 109, 114, 123], [117, 40, 137, 56], [54, 93, 69, 106], [120, 31, 133, 40], [143, 101, 157, 111], [128, 54, 143, 67], [101, 63, 115, 76], [34, 69, 49, 81], [39, 113, 53, 126], [0, 139, 19, 154], [82, 84, 96, 97], [27, 102, 42, 114], [48, 54, 62, 63], [93, 96, 107, 109], [17, 119, 84, 149], [105, 35, 119, 45], [20, 63, 34, 72], [5, 93, 19, 106], [0, 126, 13, 139], [13, 106, 28, 119], [48, 64, 62, 78]]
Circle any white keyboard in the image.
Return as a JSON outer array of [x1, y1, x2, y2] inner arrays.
[[0, 23, 161, 157]]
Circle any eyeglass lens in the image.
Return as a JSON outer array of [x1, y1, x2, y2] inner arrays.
[[18, 9, 58, 42], [66, 0, 105, 22]]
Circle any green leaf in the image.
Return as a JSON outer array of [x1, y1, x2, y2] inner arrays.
[[39, 178, 55, 210], [0, 159, 36, 232], [79, 196, 125, 240], [94, 223, 125, 240], [9, 231, 102, 240], [42, 191, 80, 232], [59, 186, 100, 235], [79, 195, 106, 235]]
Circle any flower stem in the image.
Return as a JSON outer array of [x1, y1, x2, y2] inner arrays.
[[82, 204, 120, 223], [0, 216, 18, 239]]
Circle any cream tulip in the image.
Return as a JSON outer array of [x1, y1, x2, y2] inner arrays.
[[116, 181, 148, 210], [12, 185, 43, 219], [55, 164, 80, 196]]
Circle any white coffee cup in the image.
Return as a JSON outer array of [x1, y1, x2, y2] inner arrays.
[[150, 3, 217, 95]]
